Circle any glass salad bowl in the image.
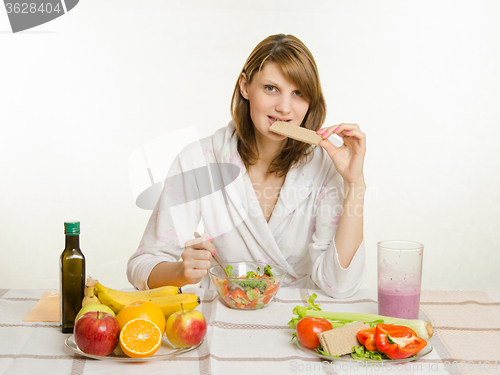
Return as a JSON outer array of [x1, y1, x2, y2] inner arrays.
[[208, 261, 286, 310]]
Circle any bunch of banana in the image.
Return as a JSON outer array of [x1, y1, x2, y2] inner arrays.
[[86, 277, 200, 318]]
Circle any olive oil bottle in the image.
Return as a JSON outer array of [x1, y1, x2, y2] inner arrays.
[[60, 221, 86, 333]]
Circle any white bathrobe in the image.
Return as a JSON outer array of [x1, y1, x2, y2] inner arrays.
[[127, 121, 366, 298]]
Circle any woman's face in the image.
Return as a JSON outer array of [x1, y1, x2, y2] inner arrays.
[[239, 62, 310, 142]]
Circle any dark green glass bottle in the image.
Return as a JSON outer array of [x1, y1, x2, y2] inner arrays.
[[60, 221, 86, 333]]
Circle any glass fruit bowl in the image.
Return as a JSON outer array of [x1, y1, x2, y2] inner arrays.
[[208, 261, 286, 310]]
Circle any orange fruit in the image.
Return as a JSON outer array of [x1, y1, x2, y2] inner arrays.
[[116, 300, 166, 335], [119, 318, 162, 358]]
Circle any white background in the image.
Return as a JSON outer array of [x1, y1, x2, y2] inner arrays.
[[1, 0, 499, 292]]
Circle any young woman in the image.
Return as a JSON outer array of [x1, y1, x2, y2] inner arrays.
[[127, 34, 367, 298]]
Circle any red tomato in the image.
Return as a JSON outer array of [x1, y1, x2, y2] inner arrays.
[[296, 317, 333, 349]]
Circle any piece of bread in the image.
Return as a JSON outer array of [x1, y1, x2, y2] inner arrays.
[[317, 321, 370, 357], [269, 121, 323, 146]]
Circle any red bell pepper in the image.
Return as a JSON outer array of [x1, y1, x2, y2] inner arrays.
[[374, 324, 427, 359], [357, 327, 377, 351]]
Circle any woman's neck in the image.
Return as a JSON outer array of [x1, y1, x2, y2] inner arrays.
[[251, 130, 286, 177]]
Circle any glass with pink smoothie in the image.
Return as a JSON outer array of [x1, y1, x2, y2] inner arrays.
[[377, 241, 424, 319]]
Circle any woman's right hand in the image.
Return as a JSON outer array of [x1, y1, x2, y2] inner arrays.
[[181, 233, 216, 285]]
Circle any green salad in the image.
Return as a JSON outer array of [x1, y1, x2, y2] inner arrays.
[[213, 264, 280, 309]]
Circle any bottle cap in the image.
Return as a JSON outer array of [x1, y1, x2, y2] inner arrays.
[[64, 221, 80, 235]]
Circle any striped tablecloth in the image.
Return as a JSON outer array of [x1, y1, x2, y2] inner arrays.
[[1, 287, 498, 375]]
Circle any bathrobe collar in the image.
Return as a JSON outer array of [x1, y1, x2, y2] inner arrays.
[[210, 122, 322, 279]]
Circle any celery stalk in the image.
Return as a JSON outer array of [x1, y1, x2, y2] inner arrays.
[[289, 294, 434, 341]]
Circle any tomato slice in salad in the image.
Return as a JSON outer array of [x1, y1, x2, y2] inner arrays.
[[231, 289, 250, 302], [263, 294, 273, 304], [247, 299, 259, 309], [264, 282, 279, 296]]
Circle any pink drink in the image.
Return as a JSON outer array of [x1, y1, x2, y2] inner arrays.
[[378, 286, 420, 319]]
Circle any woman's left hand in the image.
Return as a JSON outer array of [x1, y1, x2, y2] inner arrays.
[[317, 123, 366, 185]]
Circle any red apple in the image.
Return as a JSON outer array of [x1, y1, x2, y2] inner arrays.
[[166, 309, 207, 348], [74, 311, 120, 356]]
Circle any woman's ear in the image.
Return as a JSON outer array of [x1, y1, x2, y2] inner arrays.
[[239, 73, 249, 100]]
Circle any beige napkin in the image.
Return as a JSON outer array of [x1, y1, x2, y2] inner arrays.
[[23, 291, 60, 322]]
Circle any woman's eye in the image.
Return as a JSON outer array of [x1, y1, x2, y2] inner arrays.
[[264, 85, 277, 92], [293, 90, 302, 97]]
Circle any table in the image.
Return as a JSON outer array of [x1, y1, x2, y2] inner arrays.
[[1, 287, 499, 375]]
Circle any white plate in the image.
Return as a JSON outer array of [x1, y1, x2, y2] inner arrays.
[[296, 339, 433, 364], [65, 334, 202, 362]]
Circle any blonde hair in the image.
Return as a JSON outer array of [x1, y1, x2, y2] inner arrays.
[[230, 34, 327, 177]]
